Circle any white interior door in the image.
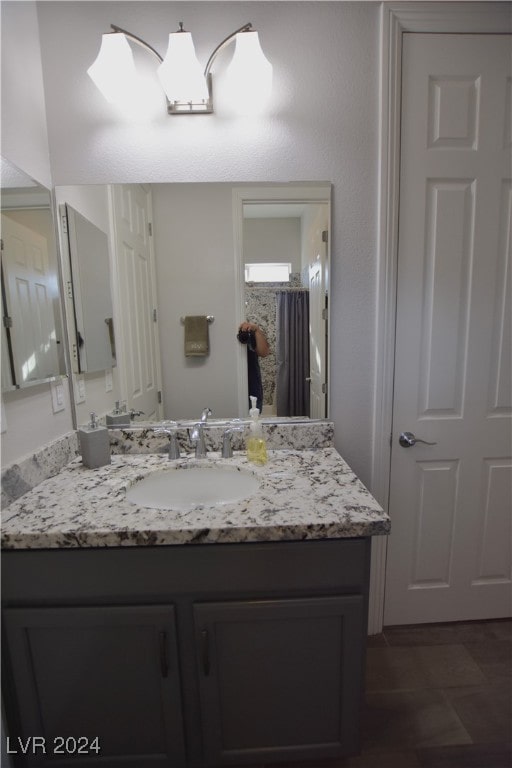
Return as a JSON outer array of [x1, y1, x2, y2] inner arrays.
[[109, 185, 162, 421], [384, 34, 512, 625]]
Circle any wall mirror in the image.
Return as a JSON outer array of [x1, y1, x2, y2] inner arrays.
[[1, 156, 66, 391], [59, 203, 116, 374], [55, 182, 331, 425], [236, 188, 330, 420]]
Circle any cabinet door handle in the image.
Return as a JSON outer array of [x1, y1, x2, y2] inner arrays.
[[201, 630, 210, 676], [159, 631, 169, 678]]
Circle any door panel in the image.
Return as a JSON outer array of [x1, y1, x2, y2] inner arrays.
[[3, 605, 186, 766], [308, 214, 328, 419], [384, 34, 512, 625], [110, 185, 162, 420], [194, 596, 364, 764], [488, 181, 511, 414]]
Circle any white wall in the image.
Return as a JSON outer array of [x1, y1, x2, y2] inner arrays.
[[36, 1, 380, 482], [1, 1, 51, 189], [244, 218, 302, 271], [0, 1, 74, 466], [152, 183, 239, 419], [0, 5, 59, 739]]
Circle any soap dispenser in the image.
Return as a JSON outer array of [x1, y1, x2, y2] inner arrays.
[[246, 396, 268, 465], [106, 400, 130, 428], [78, 412, 112, 469]]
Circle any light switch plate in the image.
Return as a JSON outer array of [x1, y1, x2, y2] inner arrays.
[[105, 370, 113, 392], [50, 380, 66, 413]]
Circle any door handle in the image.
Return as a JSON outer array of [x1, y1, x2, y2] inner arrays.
[[399, 431, 437, 448]]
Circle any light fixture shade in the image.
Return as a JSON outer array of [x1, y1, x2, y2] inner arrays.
[[225, 31, 273, 114], [87, 33, 137, 104], [157, 31, 209, 103]]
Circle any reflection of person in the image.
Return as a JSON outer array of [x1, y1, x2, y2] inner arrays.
[[237, 322, 269, 413]]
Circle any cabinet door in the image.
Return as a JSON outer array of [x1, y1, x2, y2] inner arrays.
[[2, 605, 186, 767], [194, 595, 365, 764]]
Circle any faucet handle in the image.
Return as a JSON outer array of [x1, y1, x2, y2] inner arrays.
[[201, 407, 212, 423], [167, 432, 181, 460], [154, 421, 180, 460], [222, 425, 244, 458], [189, 422, 207, 458], [154, 421, 177, 437], [159, 420, 178, 431]]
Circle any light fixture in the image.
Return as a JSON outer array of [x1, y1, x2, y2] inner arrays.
[[87, 21, 272, 115], [157, 23, 209, 106], [87, 33, 137, 105]]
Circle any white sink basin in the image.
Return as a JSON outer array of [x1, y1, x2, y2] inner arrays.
[[126, 465, 260, 511]]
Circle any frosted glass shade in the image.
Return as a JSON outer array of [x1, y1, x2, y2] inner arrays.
[[87, 33, 137, 104], [225, 31, 272, 114], [157, 31, 208, 103]]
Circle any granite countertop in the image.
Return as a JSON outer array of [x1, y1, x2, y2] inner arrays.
[[1, 448, 390, 550]]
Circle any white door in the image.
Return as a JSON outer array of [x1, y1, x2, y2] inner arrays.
[[384, 34, 511, 625], [308, 225, 328, 419], [1, 214, 59, 385], [109, 185, 162, 421]]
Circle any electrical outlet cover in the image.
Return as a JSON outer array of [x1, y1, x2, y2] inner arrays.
[[50, 380, 66, 413], [0, 398, 7, 434], [75, 376, 86, 404]]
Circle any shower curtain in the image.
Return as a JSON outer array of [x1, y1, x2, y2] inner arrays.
[[276, 290, 310, 417]]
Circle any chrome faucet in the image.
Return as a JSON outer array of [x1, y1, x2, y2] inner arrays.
[[154, 422, 180, 460]]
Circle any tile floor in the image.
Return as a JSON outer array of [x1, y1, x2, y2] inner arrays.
[[259, 619, 512, 768]]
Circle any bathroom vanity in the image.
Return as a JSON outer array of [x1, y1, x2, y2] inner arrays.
[[1, 435, 389, 768]]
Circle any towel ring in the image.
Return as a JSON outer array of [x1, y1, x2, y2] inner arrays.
[[180, 316, 215, 324]]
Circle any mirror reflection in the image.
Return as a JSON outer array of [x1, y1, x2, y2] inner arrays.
[[1, 157, 66, 391], [59, 203, 116, 374], [54, 182, 330, 425], [242, 200, 329, 418]]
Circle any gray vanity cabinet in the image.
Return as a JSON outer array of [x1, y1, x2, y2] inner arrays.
[[194, 595, 365, 764], [2, 605, 186, 767], [2, 538, 371, 767]]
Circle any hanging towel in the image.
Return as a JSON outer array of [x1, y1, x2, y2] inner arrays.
[[184, 315, 209, 357]]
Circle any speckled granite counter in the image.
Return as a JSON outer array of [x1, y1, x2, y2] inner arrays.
[[1, 448, 389, 550], [1, 420, 333, 507]]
